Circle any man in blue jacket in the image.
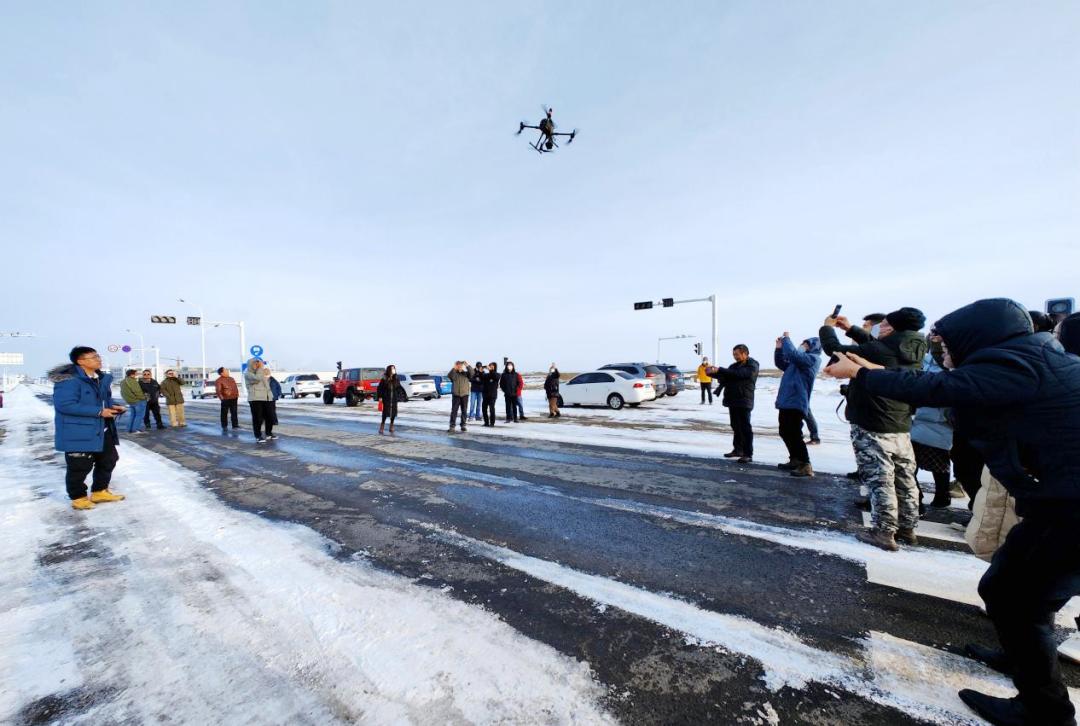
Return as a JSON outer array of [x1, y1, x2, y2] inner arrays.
[[774, 334, 821, 478], [49, 346, 128, 510], [826, 299, 1080, 726]]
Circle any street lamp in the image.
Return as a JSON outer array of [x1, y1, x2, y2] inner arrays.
[[209, 320, 247, 371], [178, 298, 207, 381], [634, 294, 718, 363], [124, 328, 146, 368]]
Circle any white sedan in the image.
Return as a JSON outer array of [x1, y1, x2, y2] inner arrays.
[[558, 370, 656, 410]]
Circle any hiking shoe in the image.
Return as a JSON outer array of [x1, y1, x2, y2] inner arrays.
[[965, 644, 1013, 675], [90, 489, 125, 503], [71, 497, 96, 511], [895, 528, 918, 546], [930, 495, 952, 508], [447, 427, 456, 434], [724, 451, 743, 459], [737, 456, 753, 464], [856, 528, 898, 552], [460, 426, 467, 432], [790, 463, 814, 478], [958, 689, 1033, 726], [777, 460, 798, 471]]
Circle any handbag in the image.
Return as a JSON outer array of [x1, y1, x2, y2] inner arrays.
[[964, 469, 1020, 562]]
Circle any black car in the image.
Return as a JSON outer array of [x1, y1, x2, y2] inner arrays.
[[655, 364, 686, 396]]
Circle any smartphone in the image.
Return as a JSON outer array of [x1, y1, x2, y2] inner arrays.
[[831, 304, 843, 318]]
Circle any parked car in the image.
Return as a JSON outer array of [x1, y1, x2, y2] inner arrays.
[[281, 373, 324, 398], [395, 373, 437, 401], [190, 380, 217, 399], [598, 363, 668, 397], [655, 364, 687, 396], [559, 371, 655, 410], [429, 374, 453, 398], [323, 366, 382, 406]]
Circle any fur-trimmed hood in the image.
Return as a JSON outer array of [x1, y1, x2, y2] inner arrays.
[[48, 363, 78, 382]]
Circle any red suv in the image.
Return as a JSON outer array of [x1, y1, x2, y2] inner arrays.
[[323, 366, 382, 406]]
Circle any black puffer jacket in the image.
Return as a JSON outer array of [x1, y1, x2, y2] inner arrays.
[[714, 358, 760, 409], [856, 298, 1080, 513], [544, 370, 560, 398], [482, 370, 501, 398], [820, 325, 927, 433]]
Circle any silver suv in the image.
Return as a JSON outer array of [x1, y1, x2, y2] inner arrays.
[[598, 363, 668, 397]]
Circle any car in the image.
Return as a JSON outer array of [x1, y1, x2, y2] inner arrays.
[[558, 370, 655, 410], [322, 366, 382, 406], [281, 373, 324, 398], [190, 380, 217, 399], [598, 363, 667, 397], [655, 364, 687, 396], [430, 374, 453, 398], [395, 373, 437, 401]]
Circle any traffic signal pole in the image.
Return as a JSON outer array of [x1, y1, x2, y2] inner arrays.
[[634, 294, 717, 363]]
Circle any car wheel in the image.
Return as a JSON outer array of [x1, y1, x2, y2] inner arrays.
[[345, 388, 360, 407], [323, 389, 334, 405], [424, 396, 432, 401], [607, 393, 624, 410]]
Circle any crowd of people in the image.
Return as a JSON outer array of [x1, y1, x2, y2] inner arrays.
[[46, 299, 1080, 725]]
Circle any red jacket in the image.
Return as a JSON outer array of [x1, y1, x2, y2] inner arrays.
[[515, 374, 524, 397]]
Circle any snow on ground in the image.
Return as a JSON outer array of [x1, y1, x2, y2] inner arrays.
[[0, 386, 613, 725]]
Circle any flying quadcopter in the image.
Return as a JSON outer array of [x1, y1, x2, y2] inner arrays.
[[517, 106, 577, 153]]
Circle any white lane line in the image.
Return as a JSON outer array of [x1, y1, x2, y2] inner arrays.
[[860, 511, 967, 545], [421, 522, 1080, 725]]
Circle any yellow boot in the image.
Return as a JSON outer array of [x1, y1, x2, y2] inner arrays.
[[71, 497, 96, 510], [90, 489, 126, 503]]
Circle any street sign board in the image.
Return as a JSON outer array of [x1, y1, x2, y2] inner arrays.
[[0, 353, 24, 365], [250, 345, 264, 358], [107, 344, 120, 352], [122, 345, 132, 353]]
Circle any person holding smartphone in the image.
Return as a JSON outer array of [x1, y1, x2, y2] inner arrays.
[[49, 346, 127, 510]]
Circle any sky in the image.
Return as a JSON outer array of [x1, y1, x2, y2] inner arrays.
[[2, 1, 1078, 376]]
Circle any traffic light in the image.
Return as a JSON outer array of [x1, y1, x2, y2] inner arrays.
[[662, 298, 674, 308], [150, 315, 176, 324], [634, 301, 653, 310], [186, 316, 201, 326], [694, 342, 702, 355]]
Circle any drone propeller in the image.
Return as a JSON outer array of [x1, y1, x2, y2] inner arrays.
[[516, 121, 525, 136], [568, 128, 578, 144]]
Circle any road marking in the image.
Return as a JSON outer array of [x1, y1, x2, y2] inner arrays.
[[860, 511, 966, 544]]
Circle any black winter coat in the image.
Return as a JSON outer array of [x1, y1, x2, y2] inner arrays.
[[820, 325, 927, 433], [500, 369, 520, 397], [376, 377, 406, 416], [855, 298, 1080, 514], [139, 378, 161, 398], [544, 371, 560, 398], [715, 358, 760, 409], [470, 369, 484, 393], [482, 371, 501, 398]]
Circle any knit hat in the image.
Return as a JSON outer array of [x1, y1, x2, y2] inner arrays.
[[885, 307, 926, 332]]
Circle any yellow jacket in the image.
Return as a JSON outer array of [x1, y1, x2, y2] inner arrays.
[[696, 364, 712, 383]]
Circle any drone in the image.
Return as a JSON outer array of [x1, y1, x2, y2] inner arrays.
[[517, 106, 577, 153]]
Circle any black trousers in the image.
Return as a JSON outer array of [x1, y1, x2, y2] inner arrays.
[[220, 398, 239, 428], [482, 395, 497, 425], [144, 398, 163, 427], [979, 514, 1080, 723], [700, 382, 713, 404], [778, 409, 809, 464], [250, 400, 275, 438], [951, 433, 985, 502], [449, 395, 468, 428], [65, 438, 118, 500], [504, 395, 519, 422], [728, 406, 753, 457]]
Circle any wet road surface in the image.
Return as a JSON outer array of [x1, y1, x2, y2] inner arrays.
[[96, 398, 1079, 724]]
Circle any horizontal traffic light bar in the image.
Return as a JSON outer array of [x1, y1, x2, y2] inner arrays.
[[150, 315, 176, 324]]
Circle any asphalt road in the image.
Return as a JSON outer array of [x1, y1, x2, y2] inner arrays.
[[111, 398, 1077, 724]]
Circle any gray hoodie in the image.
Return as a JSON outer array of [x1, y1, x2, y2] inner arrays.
[[244, 358, 272, 401]]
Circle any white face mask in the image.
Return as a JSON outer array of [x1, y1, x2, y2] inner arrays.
[[870, 323, 881, 339], [549, 368, 555, 373]]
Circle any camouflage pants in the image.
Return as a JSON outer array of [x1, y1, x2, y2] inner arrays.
[[851, 424, 919, 533]]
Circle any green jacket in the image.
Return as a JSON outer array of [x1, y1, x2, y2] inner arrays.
[[446, 366, 473, 397], [819, 325, 927, 433], [120, 376, 147, 404], [160, 377, 185, 405]]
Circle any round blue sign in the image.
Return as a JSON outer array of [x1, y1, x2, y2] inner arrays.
[[250, 345, 264, 357], [122, 345, 132, 353]]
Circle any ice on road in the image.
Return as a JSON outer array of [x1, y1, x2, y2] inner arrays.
[[0, 386, 612, 725]]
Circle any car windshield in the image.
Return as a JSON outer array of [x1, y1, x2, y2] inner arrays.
[[296, 374, 318, 381]]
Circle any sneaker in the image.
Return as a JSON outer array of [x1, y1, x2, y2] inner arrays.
[[90, 489, 126, 503], [737, 456, 752, 464], [790, 463, 814, 478], [71, 497, 96, 511], [894, 528, 918, 546], [256, 437, 267, 444], [460, 426, 467, 433], [267, 434, 278, 440], [131, 430, 144, 436], [856, 528, 898, 552]]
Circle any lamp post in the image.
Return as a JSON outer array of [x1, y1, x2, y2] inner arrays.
[[634, 294, 718, 363], [209, 320, 246, 370], [178, 298, 207, 381], [124, 328, 145, 368]]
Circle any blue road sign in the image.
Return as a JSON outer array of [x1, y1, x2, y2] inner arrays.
[[250, 344, 264, 358]]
